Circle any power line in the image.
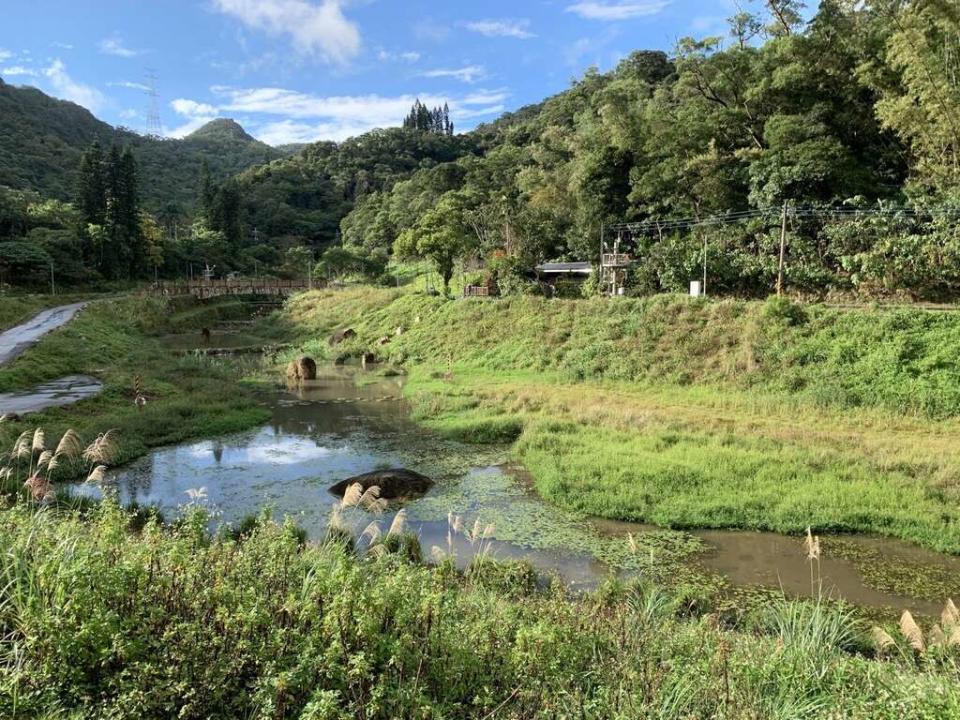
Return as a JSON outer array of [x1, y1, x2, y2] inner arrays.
[[608, 204, 960, 235]]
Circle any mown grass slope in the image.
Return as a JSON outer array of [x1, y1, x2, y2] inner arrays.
[[284, 290, 960, 417]]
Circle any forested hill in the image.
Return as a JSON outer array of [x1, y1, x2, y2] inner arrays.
[[236, 128, 478, 251], [334, 1, 960, 299], [3, 1, 960, 299], [0, 77, 280, 215]]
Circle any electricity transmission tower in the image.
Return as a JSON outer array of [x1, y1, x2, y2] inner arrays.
[[144, 69, 162, 137]]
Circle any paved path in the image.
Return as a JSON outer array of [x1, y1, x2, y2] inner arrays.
[[0, 302, 87, 366], [0, 375, 103, 416], [0, 302, 103, 415]]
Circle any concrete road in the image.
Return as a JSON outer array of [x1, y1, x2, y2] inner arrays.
[[0, 302, 87, 366]]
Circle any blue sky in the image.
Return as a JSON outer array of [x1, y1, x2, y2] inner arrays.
[[2, 0, 738, 145]]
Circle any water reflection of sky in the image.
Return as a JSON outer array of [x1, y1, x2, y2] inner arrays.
[[80, 425, 403, 530]]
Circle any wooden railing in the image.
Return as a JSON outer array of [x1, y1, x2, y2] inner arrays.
[[151, 279, 313, 299], [463, 285, 492, 298]]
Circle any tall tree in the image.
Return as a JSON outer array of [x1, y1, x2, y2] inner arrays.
[[871, 0, 960, 194], [77, 142, 106, 226]]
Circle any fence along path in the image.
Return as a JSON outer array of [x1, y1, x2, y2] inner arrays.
[[151, 279, 312, 299]]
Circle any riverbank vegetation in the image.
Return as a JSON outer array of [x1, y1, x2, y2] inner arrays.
[[2, 501, 959, 719], [277, 287, 960, 553], [0, 295, 269, 476]]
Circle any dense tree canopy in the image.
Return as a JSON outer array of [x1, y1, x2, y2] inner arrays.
[[3, 2, 960, 297], [334, 1, 960, 298]]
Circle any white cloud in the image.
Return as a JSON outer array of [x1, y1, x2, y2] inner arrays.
[[255, 119, 375, 144], [43, 59, 104, 111], [166, 85, 509, 143], [172, 98, 218, 116], [99, 36, 142, 58], [119, 108, 139, 120], [566, 1, 670, 20], [377, 49, 421, 63], [212, 0, 360, 63], [464, 19, 535, 39], [422, 65, 486, 83], [167, 116, 219, 137], [51, 42, 74, 50], [166, 98, 220, 136], [109, 80, 149, 91], [0, 50, 12, 63], [2, 66, 37, 77], [413, 19, 451, 42]]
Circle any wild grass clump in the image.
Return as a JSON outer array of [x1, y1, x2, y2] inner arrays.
[[872, 600, 960, 667], [0, 424, 116, 504], [3, 502, 960, 719]]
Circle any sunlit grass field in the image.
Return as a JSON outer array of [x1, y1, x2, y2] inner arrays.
[[281, 288, 960, 553]]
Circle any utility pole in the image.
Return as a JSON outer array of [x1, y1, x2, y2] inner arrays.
[[49, 261, 55, 296], [777, 201, 788, 296], [702, 231, 708, 298], [599, 223, 604, 296]]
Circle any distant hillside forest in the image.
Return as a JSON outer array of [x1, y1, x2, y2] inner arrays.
[[2, 0, 960, 297]]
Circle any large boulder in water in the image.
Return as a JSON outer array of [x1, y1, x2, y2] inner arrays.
[[286, 356, 317, 381], [330, 468, 433, 500], [329, 328, 356, 346]]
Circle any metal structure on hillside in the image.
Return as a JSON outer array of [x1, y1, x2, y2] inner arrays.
[[600, 227, 634, 297], [144, 70, 162, 137]]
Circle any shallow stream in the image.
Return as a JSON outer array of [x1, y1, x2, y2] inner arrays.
[[70, 358, 960, 617]]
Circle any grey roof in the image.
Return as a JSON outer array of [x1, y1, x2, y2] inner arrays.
[[535, 262, 593, 275]]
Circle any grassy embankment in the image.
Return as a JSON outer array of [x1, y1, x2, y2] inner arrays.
[[2, 290, 959, 717], [0, 294, 270, 480], [2, 500, 959, 719], [277, 288, 960, 554]]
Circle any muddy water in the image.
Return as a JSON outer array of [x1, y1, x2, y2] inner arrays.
[[71, 364, 960, 613], [0, 302, 87, 366]]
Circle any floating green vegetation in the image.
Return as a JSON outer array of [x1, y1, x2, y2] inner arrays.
[[827, 537, 960, 603], [409, 465, 706, 577]]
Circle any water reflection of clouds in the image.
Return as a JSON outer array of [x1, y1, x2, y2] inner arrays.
[[179, 431, 341, 467]]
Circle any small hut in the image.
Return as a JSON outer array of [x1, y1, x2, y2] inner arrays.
[[534, 262, 592, 296]]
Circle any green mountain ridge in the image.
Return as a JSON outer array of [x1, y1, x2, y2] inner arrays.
[[0, 77, 280, 215], [185, 118, 257, 143]]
